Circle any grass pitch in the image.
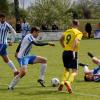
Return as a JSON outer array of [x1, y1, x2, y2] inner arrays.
[[0, 39, 100, 100]]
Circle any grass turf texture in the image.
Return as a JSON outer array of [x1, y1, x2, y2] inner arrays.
[[0, 39, 100, 100]]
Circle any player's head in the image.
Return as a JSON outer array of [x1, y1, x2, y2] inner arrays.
[[72, 19, 79, 28], [31, 26, 40, 38], [0, 13, 6, 23], [84, 74, 94, 81], [22, 18, 26, 23]]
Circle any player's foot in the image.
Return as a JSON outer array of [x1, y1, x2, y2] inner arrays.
[[58, 84, 64, 91], [37, 79, 46, 87], [14, 71, 19, 77], [78, 63, 88, 67], [88, 52, 94, 58], [8, 86, 14, 91], [64, 81, 72, 93]]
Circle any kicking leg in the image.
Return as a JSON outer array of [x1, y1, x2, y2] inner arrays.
[[33, 56, 47, 87]]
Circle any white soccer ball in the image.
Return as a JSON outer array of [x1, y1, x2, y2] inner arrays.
[[51, 78, 60, 87]]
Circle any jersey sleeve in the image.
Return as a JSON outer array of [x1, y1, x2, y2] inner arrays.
[[7, 23, 17, 35], [76, 33, 83, 40]]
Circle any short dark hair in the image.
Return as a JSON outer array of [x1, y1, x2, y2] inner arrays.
[[0, 13, 5, 18], [84, 75, 93, 81], [31, 27, 40, 33], [72, 19, 79, 26], [84, 75, 89, 81]]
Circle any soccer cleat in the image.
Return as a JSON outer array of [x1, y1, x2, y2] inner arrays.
[[8, 87, 14, 91], [58, 84, 64, 91], [78, 63, 88, 67], [88, 52, 94, 58], [37, 79, 46, 87], [14, 71, 19, 77], [64, 81, 72, 93]]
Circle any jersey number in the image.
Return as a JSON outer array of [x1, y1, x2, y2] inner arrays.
[[66, 34, 71, 44]]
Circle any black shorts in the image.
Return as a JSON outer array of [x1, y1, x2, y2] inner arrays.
[[62, 51, 78, 69]]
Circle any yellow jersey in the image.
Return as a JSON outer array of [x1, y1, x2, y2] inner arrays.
[[63, 28, 83, 52]]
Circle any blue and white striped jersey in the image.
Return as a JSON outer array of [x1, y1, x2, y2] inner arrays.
[[21, 22, 30, 38], [17, 34, 36, 58], [93, 67, 100, 82], [0, 21, 16, 44]]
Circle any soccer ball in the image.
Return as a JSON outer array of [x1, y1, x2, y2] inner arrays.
[[51, 78, 60, 87]]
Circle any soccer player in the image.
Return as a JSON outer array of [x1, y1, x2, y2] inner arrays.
[[0, 13, 18, 76], [21, 18, 30, 39], [8, 27, 55, 90], [15, 18, 30, 57], [58, 19, 83, 93], [79, 52, 100, 82]]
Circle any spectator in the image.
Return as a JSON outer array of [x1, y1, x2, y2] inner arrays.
[[41, 23, 48, 31], [85, 23, 92, 39], [52, 23, 59, 31], [21, 18, 30, 39], [16, 19, 21, 33]]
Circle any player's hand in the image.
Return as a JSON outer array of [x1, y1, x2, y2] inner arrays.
[[8, 42, 13, 46], [48, 42, 55, 46]]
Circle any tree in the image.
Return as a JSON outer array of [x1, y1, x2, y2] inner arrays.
[[31, 0, 72, 29], [14, 0, 20, 21], [0, 0, 9, 14]]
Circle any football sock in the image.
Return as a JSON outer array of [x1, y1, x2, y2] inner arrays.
[[8, 60, 17, 72], [61, 68, 69, 85], [39, 63, 47, 80], [9, 75, 20, 88], [88, 52, 94, 58], [84, 65, 89, 72], [68, 73, 75, 83]]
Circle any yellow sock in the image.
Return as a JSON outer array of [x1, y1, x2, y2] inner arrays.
[[68, 73, 75, 84], [61, 68, 69, 85]]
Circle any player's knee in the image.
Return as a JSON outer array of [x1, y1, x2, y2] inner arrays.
[[20, 70, 27, 78], [42, 58, 47, 63]]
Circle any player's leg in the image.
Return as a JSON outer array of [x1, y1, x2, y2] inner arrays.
[[65, 52, 78, 93], [88, 52, 100, 65], [68, 69, 77, 84], [64, 69, 77, 94], [31, 56, 47, 87], [8, 66, 27, 90], [1, 45, 18, 76], [15, 42, 21, 58], [58, 68, 69, 91], [58, 51, 70, 91]]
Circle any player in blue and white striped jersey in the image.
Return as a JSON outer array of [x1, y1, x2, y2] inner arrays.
[[15, 18, 30, 58], [8, 27, 55, 90], [0, 13, 19, 76], [79, 52, 100, 82], [21, 18, 30, 39]]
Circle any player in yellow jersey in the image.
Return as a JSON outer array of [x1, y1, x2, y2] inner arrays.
[[58, 19, 83, 93]]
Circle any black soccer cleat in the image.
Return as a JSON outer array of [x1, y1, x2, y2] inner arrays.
[[37, 79, 46, 87], [78, 63, 88, 67], [8, 87, 14, 91], [88, 52, 94, 58]]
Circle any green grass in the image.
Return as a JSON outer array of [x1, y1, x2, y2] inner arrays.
[[0, 40, 100, 100]]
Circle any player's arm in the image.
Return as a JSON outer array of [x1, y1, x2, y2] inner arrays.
[[60, 34, 65, 48], [93, 74, 100, 78], [72, 33, 82, 58], [8, 24, 17, 35], [32, 41, 55, 46], [72, 38, 80, 58], [8, 24, 17, 45]]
